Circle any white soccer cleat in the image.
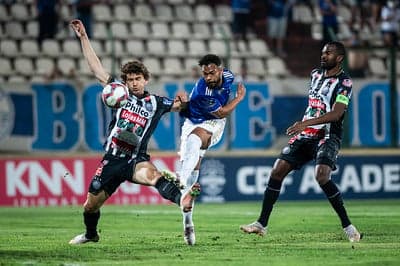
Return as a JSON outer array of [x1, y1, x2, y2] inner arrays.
[[240, 221, 266, 236], [184, 225, 196, 245], [180, 183, 201, 213], [343, 224, 361, 242], [69, 233, 99, 245]]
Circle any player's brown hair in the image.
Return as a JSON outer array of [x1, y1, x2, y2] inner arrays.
[[120, 60, 150, 81]]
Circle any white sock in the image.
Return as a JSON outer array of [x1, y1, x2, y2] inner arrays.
[[188, 170, 199, 187], [183, 210, 193, 227], [180, 134, 202, 191], [181, 170, 199, 227]]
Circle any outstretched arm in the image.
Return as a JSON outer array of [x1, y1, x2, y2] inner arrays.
[[212, 82, 246, 118], [70, 19, 110, 86], [170, 90, 189, 112]]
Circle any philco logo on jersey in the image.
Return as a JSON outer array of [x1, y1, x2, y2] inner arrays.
[[124, 102, 150, 117]]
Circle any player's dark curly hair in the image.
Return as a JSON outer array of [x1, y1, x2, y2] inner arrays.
[[198, 54, 222, 67], [120, 60, 150, 81], [326, 41, 346, 61]]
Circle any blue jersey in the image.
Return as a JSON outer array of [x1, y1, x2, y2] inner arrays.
[[185, 69, 235, 124]]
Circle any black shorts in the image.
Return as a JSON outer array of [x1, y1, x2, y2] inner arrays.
[[279, 136, 340, 170], [88, 152, 150, 196]]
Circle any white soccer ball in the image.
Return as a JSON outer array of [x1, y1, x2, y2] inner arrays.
[[101, 82, 129, 108]]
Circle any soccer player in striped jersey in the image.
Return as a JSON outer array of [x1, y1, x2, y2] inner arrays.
[[68, 19, 197, 245], [240, 41, 361, 242], [177, 54, 246, 245]]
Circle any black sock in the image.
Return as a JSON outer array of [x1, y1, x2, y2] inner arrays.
[[258, 178, 282, 227], [84, 211, 100, 239], [155, 176, 181, 205], [321, 180, 351, 228]]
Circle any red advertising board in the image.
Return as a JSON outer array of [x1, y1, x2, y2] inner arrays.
[[0, 154, 180, 207]]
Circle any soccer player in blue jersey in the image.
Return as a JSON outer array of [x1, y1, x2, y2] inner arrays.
[[177, 54, 246, 245]]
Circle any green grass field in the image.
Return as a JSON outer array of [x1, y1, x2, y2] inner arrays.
[[0, 199, 399, 266]]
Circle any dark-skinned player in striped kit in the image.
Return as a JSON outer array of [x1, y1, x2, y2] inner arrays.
[[240, 41, 362, 243]]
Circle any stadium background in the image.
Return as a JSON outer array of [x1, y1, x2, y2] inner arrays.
[[0, 0, 399, 206]]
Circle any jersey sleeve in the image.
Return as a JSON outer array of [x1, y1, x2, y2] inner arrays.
[[335, 78, 352, 106], [223, 69, 235, 89], [156, 95, 175, 114]]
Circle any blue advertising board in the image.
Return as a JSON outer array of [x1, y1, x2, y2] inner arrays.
[[0, 80, 399, 151], [197, 155, 400, 202]]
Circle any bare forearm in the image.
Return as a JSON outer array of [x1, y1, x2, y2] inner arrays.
[[303, 111, 341, 127], [80, 36, 109, 85], [287, 108, 344, 136]]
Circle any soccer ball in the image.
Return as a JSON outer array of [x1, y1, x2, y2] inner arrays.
[[101, 82, 129, 108]]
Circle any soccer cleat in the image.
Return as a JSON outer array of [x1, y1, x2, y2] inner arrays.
[[343, 224, 361, 242], [184, 225, 196, 245], [180, 183, 201, 212], [68, 233, 99, 245], [161, 170, 184, 189], [240, 221, 266, 236]]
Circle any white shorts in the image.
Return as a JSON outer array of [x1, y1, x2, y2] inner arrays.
[[179, 118, 226, 160]]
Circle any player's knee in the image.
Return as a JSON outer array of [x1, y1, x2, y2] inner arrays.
[[270, 159, 292, 180], [146, 169, 161, 186], [148, 174, 161, 186], [88, 177, 103, 195]]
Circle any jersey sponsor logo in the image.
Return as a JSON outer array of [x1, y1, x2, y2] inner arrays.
[[308, 98, 326, 109], [111, 136, 135, 155], [302, 127, 325, 138], [124, 102, 150, 117], [120, 110, 147, 127]]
